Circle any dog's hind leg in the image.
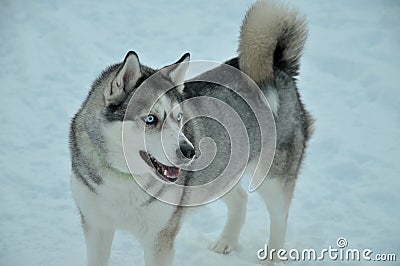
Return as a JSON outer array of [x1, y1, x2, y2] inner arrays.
[[258, 177, 295, 264], [82, 220, 115, 266], [210, 184, 248, 254]]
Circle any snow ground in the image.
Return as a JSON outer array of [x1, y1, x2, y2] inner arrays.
[[0, 0, 399, 265]]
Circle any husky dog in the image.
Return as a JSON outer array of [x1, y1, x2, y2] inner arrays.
[[70, 0, 312, 265]]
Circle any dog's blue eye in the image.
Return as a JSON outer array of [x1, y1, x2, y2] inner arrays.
[[145, 115, 157, 124], [177, 113, 183, 121]]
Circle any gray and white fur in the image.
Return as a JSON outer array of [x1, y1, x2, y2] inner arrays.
[[70, 51, 195, 266], [69, 0, 312, 265], [182, 0, 312, 264]]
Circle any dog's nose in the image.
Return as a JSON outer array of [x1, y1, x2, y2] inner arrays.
[[179, 142, 195, 160]]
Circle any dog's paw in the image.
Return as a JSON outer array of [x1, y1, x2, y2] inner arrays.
[[209, 237, 236, 255]]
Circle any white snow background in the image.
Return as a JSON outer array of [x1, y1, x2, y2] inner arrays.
[[0, 0, 399, 265]]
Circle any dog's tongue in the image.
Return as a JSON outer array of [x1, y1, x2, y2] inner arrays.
[[168, 167, 180, 177], [161, 165, 180, 181]]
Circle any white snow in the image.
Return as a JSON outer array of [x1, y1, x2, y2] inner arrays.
[[0, 0, 399, 265]]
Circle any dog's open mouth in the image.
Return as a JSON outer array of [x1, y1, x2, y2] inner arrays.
[[139, 151, 180, 183]]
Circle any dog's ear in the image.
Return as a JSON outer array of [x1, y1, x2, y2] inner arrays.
[[104, 51, 142, 106], [168, 53, 190, 86]]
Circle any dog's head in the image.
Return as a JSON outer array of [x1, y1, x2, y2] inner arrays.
[[99, 51, 194, 183]]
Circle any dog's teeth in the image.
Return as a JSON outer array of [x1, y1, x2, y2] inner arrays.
[[163, 169, 167, 176]]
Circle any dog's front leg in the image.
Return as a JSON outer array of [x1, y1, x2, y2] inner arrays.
[[143, 242, 174, 266], [82, 220, 115, 266], [143, 228, 178, 266]]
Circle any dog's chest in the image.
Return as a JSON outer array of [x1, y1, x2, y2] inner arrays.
[[96, 179, 154, 230], [72, 174, 176, 237]]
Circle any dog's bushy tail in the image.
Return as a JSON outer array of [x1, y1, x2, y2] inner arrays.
[[238, 0, 307, 85]]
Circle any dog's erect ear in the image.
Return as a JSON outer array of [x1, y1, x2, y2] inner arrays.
[[104, 51, 142, 106], [115, 51, 141, 91], [168, 53, 190, 86]]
